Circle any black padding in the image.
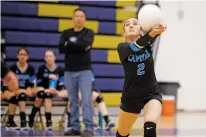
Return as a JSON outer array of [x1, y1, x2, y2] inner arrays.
[[36, 90, 45, 99], [9, 96, 18, 104], [18, 93, 27, 101], [96, 95, 104, 103], [44, 93, 53, 98]]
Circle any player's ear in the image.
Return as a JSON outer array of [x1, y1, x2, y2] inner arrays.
[[123, 27, 126, 37]]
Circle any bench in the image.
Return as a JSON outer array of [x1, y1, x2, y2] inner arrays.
[[1, 97, 68, 130]]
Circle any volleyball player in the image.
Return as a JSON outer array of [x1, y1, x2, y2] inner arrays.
[[29, 50, 65, 130], [116, 18, 167, 137], [10, 48, 43, 130]]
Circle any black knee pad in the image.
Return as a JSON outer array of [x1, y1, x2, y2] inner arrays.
[[44, 92, 53, 98], [116, 131, 129, 137], [8, 96, 18, 104], [36, 90, 45, 99], [96, 95, 104, 103], [144, 122, 156, 137], [18, 93, 27, 101]]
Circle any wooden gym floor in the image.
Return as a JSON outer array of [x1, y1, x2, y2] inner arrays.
[[1, 112, 206, 137]]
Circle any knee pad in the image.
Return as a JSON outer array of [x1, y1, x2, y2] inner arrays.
[[18, 93, 27, 101], [44, 92, 53, 98], [144, 122, 156, 137], [96, 95, 104, 103], [8, 96, 18, 104], [36, 90, 45, 99], [116, 131, 129, 137]]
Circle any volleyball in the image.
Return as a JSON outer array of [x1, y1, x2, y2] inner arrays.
[[138, 4, 164, 31]]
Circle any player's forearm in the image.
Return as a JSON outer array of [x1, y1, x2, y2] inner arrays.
[[4, 72, 19, 91], [135, 32, 154, 47]]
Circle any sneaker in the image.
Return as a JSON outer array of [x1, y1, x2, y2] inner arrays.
[[64, 128, 81, 136], [94, 124, 101, 131], [46, 121, 52, 131], [105, 120, 115, 131], [28, 115, 34, 128], [20, 120, 28, 131], [6, 121, 19, 130], [64, 126, 72, 132], [81, 130, 94, 137]]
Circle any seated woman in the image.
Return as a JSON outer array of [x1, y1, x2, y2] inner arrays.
[[10, 48, 44, 130], [29, 50, 66, 131]]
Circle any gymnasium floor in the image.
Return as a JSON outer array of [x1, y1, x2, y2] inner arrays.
[[1, 112, 206, 137]]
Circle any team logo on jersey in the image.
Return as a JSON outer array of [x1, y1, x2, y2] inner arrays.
[[17, 74, 30, 80], [128, 50, 151, 63], [43, 73, 49, 78], [69, 36, 77, 43]]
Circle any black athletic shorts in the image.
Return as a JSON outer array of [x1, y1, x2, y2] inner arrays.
[[120, 92, 162, 114]]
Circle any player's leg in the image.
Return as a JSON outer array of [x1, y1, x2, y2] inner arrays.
[[116, 109, 139, 137], [3, 90, 18, 129], [92, 91, 115, 130], [43, 89, 54, 130], [55, 89, 68, 98], [28, 87, 45, 128], [17, 89, 28, 129], [143, 97, 162, 137]]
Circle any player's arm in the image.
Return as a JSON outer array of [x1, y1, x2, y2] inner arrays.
[[1, 62, 18, 91], [134, 24, 167, 48], [36, 66, 44, 87], [117, 31, 157, 62], [57, 68, 65, 91], [3, 71, 19, 92], [117, 24, 167, 62], [26, 67, 36, 90]]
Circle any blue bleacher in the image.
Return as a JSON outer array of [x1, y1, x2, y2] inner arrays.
[[5, 47, 108, 63], [98, 22, 116, 34], [60, 1, 116, 7], [5, 31, 60, 45], [1, 2, 38, 15], [2, 16, 58, 31]]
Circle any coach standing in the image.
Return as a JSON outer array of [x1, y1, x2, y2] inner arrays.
[[59, 8, 94, 137]]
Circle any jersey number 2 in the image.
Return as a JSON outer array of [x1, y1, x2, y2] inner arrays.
[[137, 63, 145, 75]]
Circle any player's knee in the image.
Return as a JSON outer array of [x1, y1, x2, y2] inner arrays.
[[44, 92, 53, 99], [116, 130, 129, 137], [8, 96, 18, 104], [18, 93, 27, 101], [144, 122, 156, 137], [36, 90, 45, 99], [96, 95, 104, 103], [144, 116, 158, 123]]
